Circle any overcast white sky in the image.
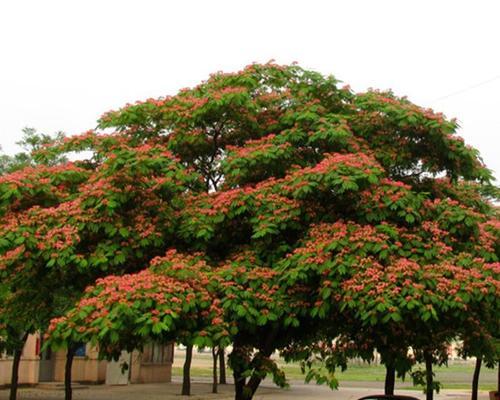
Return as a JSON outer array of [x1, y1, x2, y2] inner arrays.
[[1, 0, 499, 180]]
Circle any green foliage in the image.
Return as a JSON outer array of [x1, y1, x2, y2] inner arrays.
[[0, 127, 67, 174], [411, 368, 442, 394]]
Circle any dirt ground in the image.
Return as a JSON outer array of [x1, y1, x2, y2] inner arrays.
[[0, 382, 489, 400]]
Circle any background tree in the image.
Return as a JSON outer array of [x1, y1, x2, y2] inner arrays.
[[0, 127, 66, 174]]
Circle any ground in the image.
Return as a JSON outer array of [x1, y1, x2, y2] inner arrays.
[[0, 381, 491, 400]]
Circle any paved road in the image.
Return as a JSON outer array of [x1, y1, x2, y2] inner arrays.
[[0, 381, 486, 400]]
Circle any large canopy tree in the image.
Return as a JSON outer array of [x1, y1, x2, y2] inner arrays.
[[1, 63, 498, 400]]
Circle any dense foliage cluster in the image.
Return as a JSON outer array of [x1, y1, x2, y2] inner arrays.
[[0, 63, 498, 400]]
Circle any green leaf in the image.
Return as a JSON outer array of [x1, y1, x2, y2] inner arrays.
[[119, 227, 129, 238], [236, 305, 246, 317], [405, 214, 415, 223]]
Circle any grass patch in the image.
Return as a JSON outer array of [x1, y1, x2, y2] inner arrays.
[[173, 359, 498, 391], [172, 367, 215, 377]]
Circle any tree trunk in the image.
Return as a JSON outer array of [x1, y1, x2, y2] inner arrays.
[[424, 351, 434, 400], [9, 332, 28, 400], [231, 339, 247, 400], [219, 348, 227, 384], [9, 349, 22, 400], [233, 367, 246, 400], [64, 345, 76, 400], [385, 363, 396, 395], [181, 344, 193, 396], [245, 374, 264, 399], [497, 360, 499, 395], [212, 347, 218, 394], [233, 368, 266, 400], [471, 356, 482, 400], [232, 327, 279, 400]]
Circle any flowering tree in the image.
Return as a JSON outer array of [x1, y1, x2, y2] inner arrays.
[[2, 63, 498, 400]]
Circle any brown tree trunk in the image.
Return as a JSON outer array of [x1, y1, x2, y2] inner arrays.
[[231, 339, 247, 400], [212, 347, 218, 394], [497, 360, 499, 395], [385, 363, 396, 395], [233, 367, 246, 400], [9, 332, 28, 400], [181, 344, 193, 396], [64, 345, 76, 400], [471, 356, 482, 400], [9, 349, 23, 400], [219, 348, 227, 384], [424, 351, 434, 400]]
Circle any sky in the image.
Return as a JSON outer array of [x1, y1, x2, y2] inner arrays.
[[0, 0, 499, 180]]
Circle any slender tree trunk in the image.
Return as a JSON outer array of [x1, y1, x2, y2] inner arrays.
[[497, 360, 499, 396], [212, 347, 218, 394], [233, 367, 246, 400], [9, 332, 28, 400], [424, 352, 434, 400], [181, 345, 193, 396], [385, 363, 396, 395], [64, 345, 76, 400], [219, 348, 227, 384], [471, 356, 482, 400], [231, 339, 247, 400], [9, 349, 22, 400]]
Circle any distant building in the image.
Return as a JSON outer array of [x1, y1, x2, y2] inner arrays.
[[0, 333, 173, 386]]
